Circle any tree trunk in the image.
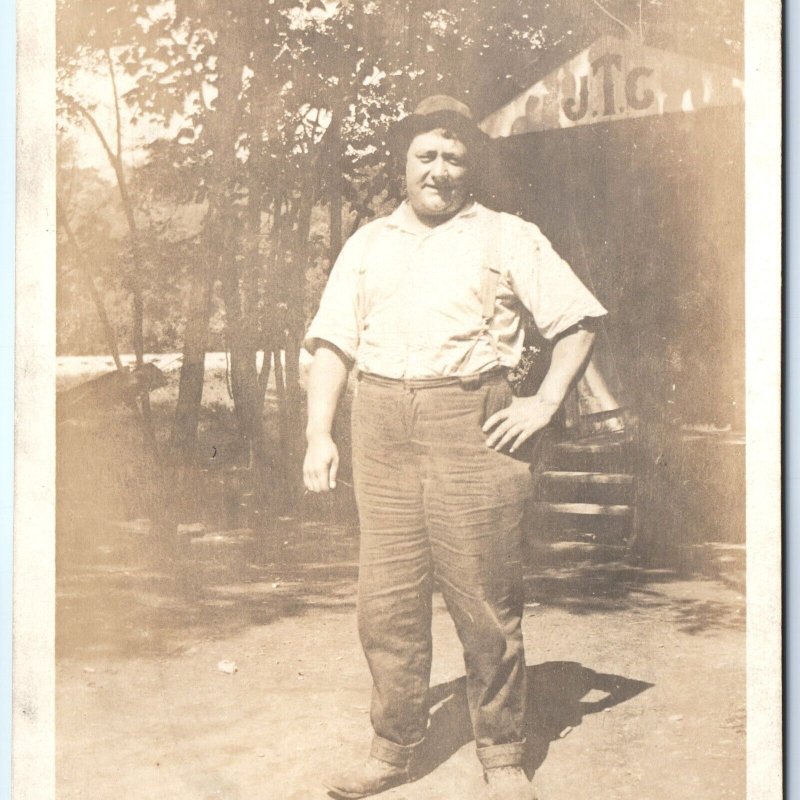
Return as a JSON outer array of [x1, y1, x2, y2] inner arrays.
[[170, 23, 246, 464], [101, 49, 160, 457], [329, 175, 342, 265], [220, 265, 263, 461], [281, 186, 316, 504], [57, 200, 124, 372], [217, 145, 276, 514], [272, 347, 291, 509], [170, 268, 215, 460]]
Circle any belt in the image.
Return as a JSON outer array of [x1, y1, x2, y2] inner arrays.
[[357, 366, 508, 390]]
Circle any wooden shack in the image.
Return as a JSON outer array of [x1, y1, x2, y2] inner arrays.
[[482, 34, 744, 429], [481, 36, 745, 553]]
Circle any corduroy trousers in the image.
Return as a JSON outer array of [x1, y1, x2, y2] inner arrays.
[[351, 370, 533, 770]]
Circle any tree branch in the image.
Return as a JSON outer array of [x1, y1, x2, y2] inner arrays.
[[62, 92, 146, 367], [590, 0, 637, 40], [105, 47, 123, 159], [56, 197, 124, 372], [64, 94, 118, 170]]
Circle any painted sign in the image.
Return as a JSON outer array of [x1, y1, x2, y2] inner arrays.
[[480, 35, 744, 138]]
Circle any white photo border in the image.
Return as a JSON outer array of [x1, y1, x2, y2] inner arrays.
[[11, 1, 784, 796]]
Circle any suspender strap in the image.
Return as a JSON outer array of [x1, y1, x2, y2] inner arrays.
[[481, 266, 501, 321], [356, 220, 385, 334], [480, 212, 503, 361], [357, 211, 503, 354], [480, 212, 502, 322]]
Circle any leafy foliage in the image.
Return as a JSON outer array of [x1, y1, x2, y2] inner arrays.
[[56, 0, 744, 444]]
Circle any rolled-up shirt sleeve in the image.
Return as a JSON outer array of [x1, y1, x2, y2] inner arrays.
[[505, 216, 607, 340], [304, 230, 364, 361]]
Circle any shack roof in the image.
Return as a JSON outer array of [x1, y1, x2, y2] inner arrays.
[[480, 35, 743, 138]]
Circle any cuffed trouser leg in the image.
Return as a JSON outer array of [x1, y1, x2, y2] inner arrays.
[[352, 381, 433, 751], [416, 378, 532, 768], [370, 734, 423, 769]]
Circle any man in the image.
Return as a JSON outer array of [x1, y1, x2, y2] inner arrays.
[[303, 95, 607, 800]]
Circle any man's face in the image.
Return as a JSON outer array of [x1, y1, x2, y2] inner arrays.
[[405, 128, 470, 223]]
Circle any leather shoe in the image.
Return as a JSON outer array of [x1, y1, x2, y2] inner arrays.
[[324, 756, 410, 799], [484, 766, 539, 800]]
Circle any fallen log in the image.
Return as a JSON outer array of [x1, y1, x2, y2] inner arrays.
[[57, 363, 168, 424]]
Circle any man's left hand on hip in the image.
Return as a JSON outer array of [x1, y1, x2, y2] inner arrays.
[[483, 394, 560, 453]]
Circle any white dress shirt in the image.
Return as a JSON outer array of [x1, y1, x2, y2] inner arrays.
[[305, 200, 607, 379]]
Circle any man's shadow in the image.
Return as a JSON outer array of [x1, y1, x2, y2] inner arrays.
[[414, 661, 652, 778]]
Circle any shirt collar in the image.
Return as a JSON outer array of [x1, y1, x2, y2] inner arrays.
[[385, 198, 483, 234]]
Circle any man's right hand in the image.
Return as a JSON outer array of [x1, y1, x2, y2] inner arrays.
[[303, 433, 339, 492]]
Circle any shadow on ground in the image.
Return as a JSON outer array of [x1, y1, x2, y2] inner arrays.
[[521, 549, 745, 635], [57, 371, 744, 660], [57, 510, 745, 661], [411, 661, 652, 780], [56, 515, 361, 660]]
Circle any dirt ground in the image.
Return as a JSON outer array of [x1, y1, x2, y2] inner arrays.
[[56, 521, 745, 800], [55, 357, 746, 800]]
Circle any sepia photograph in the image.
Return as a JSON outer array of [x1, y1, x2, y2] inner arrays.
[[12, 0, 782, 798]]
